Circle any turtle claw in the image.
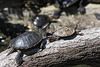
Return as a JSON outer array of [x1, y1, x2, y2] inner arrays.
[[38, 49, 42, 53], [15, 50, 24, 66], [16, 58, 24, 66]]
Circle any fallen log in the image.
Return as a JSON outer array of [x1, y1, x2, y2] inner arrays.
[[0, 27, 100, 67]]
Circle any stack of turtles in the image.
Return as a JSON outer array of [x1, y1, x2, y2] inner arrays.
[[7, 15, 51, 66]]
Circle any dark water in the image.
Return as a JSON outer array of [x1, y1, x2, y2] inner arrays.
[[0, 38, 9, 52]]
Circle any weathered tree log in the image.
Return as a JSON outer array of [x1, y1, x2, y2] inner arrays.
[[1, 27, 100, 67]]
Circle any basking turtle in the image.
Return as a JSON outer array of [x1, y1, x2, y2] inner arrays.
[[48, 26, 83, 42], [53, 27, 76, 37], [51, 0, 86, 19], [7, 23, 48, 65]]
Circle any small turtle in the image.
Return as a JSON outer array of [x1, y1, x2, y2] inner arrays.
[[7, 24, 48, 65], [48, 26, 83, 42]]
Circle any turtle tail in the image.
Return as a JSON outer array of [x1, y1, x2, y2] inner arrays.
[[7, 48, 15, 56], [73, 22, 84, 36]]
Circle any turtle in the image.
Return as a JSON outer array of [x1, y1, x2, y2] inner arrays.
[[32, 15, 52, 30], [28, 15, 53, 37], [7, 23, 48, 65], [48, 26, 83, 42], [51, 0, 86, 19]]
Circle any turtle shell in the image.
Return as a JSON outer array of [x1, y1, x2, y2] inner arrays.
[[54, 0, 79, 8], [66, 0, 79, 7], [33, 15, 49, 27], [9, 31, 42, 49], [53, 27, 75, 37]]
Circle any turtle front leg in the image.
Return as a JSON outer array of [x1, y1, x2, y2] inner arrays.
[[15, 50, 24, 66], [48, 36, 60, 42], [40, 39, 46, 50]]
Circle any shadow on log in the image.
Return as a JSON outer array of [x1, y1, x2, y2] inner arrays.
[[1, 27, 100, 67]]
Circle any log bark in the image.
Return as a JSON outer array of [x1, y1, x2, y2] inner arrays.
[[0, 27, 100, 67]]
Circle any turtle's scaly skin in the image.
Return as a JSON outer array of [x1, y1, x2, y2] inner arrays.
[[53, 27, 75, 37]]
